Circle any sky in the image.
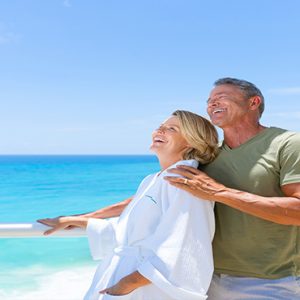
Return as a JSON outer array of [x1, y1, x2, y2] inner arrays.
[[0, 0, 299, 154]]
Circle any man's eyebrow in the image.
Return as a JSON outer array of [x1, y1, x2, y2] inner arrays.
[[207, 93, 227, 103]]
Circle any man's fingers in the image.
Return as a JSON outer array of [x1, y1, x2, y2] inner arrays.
[[177, 165, 202, 174], [164, 176, 195, 188], [164, 176, 184, 184], [166, 168, 194, 179], [165, 177, 194, 190]]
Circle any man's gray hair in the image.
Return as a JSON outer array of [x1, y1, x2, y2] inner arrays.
[[214, 77, 265, 117]]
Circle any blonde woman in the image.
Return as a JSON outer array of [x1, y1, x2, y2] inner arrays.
[[39, 110, 219, 300]]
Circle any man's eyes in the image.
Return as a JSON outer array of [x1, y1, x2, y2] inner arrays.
[[207, 96, 229, 103]]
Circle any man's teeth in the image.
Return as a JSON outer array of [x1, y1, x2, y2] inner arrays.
[[213, 109, 226, 114]]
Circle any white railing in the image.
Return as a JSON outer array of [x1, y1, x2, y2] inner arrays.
[[0, 222, 85, 238]]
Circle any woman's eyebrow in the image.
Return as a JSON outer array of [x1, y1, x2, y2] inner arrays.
[[166, 124, 180, 127]]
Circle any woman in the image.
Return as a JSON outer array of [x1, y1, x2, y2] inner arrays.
[[39, 110, 219, 300]]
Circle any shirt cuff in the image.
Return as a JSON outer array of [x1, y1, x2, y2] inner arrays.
[[86, 218, 116, 260]]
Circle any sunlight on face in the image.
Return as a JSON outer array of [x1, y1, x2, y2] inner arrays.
[[207, 85, 251, 128], [150, 116, 190, 159]]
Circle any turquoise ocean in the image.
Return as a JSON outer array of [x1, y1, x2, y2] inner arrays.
[[0, 155, 159, 300]]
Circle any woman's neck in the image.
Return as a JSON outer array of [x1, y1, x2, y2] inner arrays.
[[157, 154, 184, 171]]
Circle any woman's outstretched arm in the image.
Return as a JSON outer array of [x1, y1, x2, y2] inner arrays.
[[37, 197, 133, 233], [80, 197, 133, 219]]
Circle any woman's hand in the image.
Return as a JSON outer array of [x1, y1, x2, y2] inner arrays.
[[99, 279, 136, 296], [99, 271, 150, 296], [37, 216, 88, 235]]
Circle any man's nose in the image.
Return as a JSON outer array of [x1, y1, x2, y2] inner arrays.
[[207, 99, 219, 107]]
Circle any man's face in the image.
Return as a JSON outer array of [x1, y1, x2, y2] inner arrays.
[[206, 84, 250, 128]]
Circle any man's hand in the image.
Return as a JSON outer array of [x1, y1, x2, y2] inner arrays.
[[165, 165, 300, 225], [164, 165, 226, 201]]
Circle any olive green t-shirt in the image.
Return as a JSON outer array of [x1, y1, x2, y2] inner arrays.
[[202, 127, 300, 279]]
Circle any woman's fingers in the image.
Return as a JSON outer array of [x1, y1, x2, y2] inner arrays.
[[99, 288, 108, 294], [44, 227, 58, 235], [37, 218, 62, 235], [37, 219, 51, 226]]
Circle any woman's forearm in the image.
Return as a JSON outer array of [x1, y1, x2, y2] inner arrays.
[[78, 197, 133, 219], [120, 271, 151, 289], [100, 271, 151, 295]]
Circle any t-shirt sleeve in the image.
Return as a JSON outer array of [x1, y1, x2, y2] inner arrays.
[[280, 132, 300, 185]]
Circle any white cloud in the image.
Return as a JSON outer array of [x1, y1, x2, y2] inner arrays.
[[0, 32, 18, 45], [268, 87, 300, 95], [63, 0, 72, 7]]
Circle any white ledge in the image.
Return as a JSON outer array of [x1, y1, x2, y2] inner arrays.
[[0, 222, 86, 238]]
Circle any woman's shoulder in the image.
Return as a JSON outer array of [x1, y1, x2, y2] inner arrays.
[[161, 159, 199, 178]]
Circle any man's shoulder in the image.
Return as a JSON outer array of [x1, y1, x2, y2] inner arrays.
[[268, 127, 300, 146]]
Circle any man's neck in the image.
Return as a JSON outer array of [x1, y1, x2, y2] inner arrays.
[[223, 123, 266, 149]]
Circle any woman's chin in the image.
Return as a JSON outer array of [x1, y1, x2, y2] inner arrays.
[[149, 147, 163, 158], [150, 145, 160, 153]]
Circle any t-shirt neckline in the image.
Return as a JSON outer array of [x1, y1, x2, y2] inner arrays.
[[222, 127, 275, 151]]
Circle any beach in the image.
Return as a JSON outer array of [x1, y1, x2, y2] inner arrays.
[[0, 155, 159, 299]]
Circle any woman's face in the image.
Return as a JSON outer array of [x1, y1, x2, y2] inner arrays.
[[150, 116, 190, 159]]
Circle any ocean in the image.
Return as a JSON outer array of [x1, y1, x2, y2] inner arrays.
[[0, 155, 160, 300]]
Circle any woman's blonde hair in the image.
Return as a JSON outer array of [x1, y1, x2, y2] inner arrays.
[[172, 110, 219, 164]]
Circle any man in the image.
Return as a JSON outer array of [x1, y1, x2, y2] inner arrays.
[[45, 78, 300, 298], [165, 78, 300, 299]]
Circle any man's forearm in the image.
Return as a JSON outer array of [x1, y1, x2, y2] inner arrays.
[[79, 197, 132, 219], [165, 166, 300, 226], [215, 188, 300, 226]]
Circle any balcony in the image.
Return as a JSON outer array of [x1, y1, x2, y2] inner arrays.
[[0, 222, 85, 238]]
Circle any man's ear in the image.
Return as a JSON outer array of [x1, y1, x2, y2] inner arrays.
[[249, 96, 262, 111]]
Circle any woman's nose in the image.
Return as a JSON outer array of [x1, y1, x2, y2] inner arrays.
[[156, 126, 165, 133]]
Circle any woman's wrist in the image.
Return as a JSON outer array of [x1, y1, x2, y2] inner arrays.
[[64, 216, 88, 228], [120, 271, 150, 290]]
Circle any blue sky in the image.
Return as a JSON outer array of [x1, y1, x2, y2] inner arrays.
[[0, 0, 299, 154]]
